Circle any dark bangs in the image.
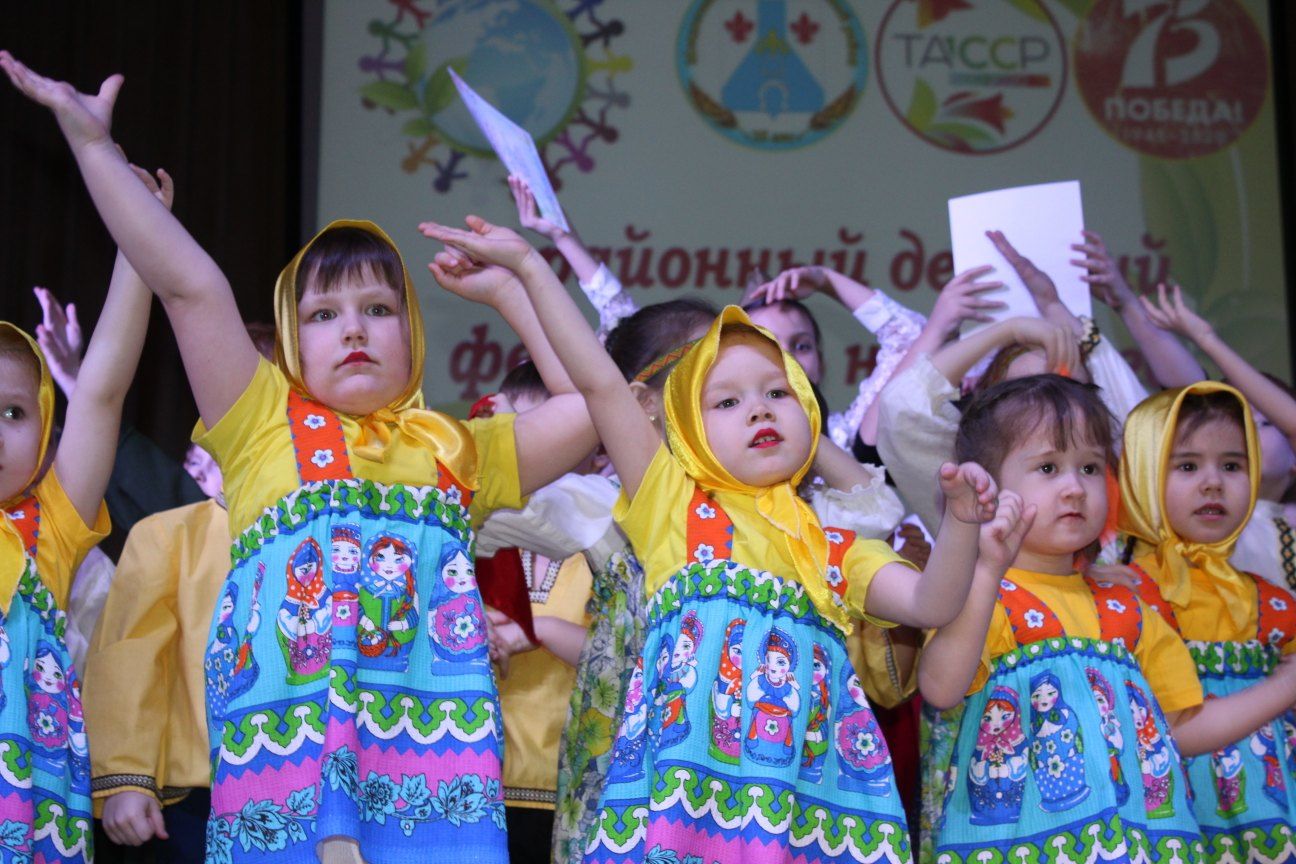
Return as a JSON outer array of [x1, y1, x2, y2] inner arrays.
[[296, 227, 405, 303]]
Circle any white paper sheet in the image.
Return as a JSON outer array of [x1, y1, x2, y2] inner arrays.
[[450, 68, 570, 233], [948, 181, 1089, 328]]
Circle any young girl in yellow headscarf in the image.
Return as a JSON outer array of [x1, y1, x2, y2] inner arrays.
[[0, 158, 155, 858], [1120, 382, 1296, 862], [6, 54, 602, 863], [421, 214, 1018, 864]]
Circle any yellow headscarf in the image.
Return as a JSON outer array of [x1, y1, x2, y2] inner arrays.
[[0, 322, 55, 607], [664, 306, 844, 626], [1118, 381, 1259, 629], [274, 220, 476, 487]]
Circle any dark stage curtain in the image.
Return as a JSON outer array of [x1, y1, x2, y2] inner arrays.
[[0, 2, 302, 461]]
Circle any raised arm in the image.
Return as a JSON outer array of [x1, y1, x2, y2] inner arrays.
[[422, 216, 659, 497], [1143, 283, 1296, 441], [855, 266, 1005, 444], [426, 243, 598, 495], [1073, 231, 1204, 387], [1, 53, 258, 426], [53, 165, 173, 525], [862, 462, 1000, 629], [919, 491, 1034, 708], [931, 316, 1078, 386]]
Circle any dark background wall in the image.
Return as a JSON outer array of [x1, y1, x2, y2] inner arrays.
[[1, 2, 1293, 461], [0, 3, 300, 457]]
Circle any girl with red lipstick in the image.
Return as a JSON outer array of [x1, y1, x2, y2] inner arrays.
[[420, 213, 1016, 864], [4, 54, 602, 863], [1120, 382, 1296, 862]]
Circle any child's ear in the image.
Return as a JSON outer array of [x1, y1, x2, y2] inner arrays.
[[629, 381, 663, 427]]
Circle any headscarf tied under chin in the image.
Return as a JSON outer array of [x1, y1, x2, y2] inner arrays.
[[273, 219, 476, 485], [663, 306, 839, 625], [1118, 381, 1259, 630], [0, 322, 55, 610]]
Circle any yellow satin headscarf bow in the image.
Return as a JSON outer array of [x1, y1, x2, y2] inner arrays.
[[0, 323, 55, 609], [664, 306, 845, 626], [1118, 381, 1259, 629], [273, 220, 476, 487]]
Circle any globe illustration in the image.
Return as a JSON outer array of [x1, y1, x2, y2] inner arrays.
[[422, 0, 584, 153]]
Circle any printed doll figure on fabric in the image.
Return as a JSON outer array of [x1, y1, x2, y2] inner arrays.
[[919, 375, 1210, 864], [1119, 382, 1296, 863], [416, 215, 1005, 864]]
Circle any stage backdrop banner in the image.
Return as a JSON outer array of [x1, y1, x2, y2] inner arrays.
[[317, 0, 1288, 414]]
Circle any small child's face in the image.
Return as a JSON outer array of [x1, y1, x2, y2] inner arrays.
[[995, 418, 1107, 572], [746, 303, 821, 384], [701, 334, 812, 489], [1164, 416, 1251, 544], [297, 273, 410, 417], [183, 445, 223, 500], [0, 355, 42, 504]]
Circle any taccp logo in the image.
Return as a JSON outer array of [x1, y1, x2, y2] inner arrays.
[[876, 0, 1067, 155], [1074, 0, 1268, 160], [677, 0, 869, 151]]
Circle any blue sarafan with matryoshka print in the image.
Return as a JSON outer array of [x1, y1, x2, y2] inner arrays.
[[276, 537, 333, 685], [426, 540, 488, 671]]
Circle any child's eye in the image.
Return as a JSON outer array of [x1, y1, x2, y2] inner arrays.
[[366, 304, 394, 317], [1081, 463, 1100, 476], [714, 397, 739, 410], [307, 308, 335, 322], [1037, 463, 1055, 475], [1223, 460, 1245, 472], [767, 388, 789, 400], [793, 341, 815, 354], [1175, 461, 1196, 472], [0, 406, 23, 421]]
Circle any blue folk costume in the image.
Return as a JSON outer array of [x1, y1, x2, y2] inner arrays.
[[0, 323, 106, 863], [585, 307, 915, 864], [198, 222, 517, 862]]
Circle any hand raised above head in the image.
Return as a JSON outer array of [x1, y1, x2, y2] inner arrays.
[[419, 214, 540, 274], [929, 265, 1006, 337], [509, 174, 566, 241], [1139, 282, 1213, 344], [0, 51, 121, 149], [987, 229, 1060, 309], [33, 287, 83, 395]]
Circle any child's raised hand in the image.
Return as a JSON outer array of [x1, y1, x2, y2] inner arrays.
[[938, 461, 999, 524], [419, 215, 539, 274], [1071, 230, 1135, 311], [509, 174, 566, 242], [0, 52, 121, 149], [33, 287, 83, 396], [1140, 282, 1213, 344], [977, 490, 1035, 574], [428, 244, 523, 310], [128, 164, 174, 211], [1005, 316, 1081, 377], [987, 229, 1061, 309], [928, 265, 1006, 338], [748, 266, 831, 305]]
